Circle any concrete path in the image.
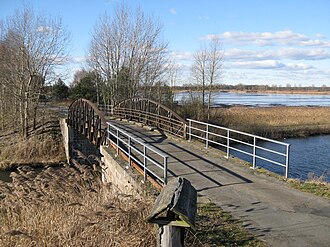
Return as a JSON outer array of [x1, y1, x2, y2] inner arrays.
[[109, 119, 330, 247]]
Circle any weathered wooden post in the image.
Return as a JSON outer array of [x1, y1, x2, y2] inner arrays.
[[147, 177, 197, 247]]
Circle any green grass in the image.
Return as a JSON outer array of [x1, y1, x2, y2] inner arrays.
[[287, 179, 330, 199], [186, 203, 266, 247], [246, 164, 330, 200]]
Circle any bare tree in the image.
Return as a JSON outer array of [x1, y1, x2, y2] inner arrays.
[[191, 44, 208, 118], [191, 38, 223, 120], [88, 4, 168, 105], [206, 37, 223, 120], [0, 6, 70, 138]]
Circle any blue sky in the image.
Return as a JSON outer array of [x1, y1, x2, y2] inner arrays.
[[1, 0, 330, 86]]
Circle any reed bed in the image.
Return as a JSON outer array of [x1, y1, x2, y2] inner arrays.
[[0, 164, 156, 246], [209, 106, 330, 139]]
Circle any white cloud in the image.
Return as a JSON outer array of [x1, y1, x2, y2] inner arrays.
[[225, 48, 330, 61], [226, 60, 315, 71], [203, 30, 330, 47], [170, 51, 193, 61], [198, 15, 209, 21], [170, 8, 177, 15], [70, 56, 86, 64]]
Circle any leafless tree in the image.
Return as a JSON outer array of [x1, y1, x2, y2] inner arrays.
[[206, 37, 223, 120], [0, 7, 70, 138], [191, 44, 208, 118], [191, 37, 223, 120], [88, 4, 168, 105]]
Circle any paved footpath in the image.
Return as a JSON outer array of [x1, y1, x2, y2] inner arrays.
[[110, 120, 330, 247]]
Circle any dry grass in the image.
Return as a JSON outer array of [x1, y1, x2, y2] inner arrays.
[[0, 164, 156, 246], [0, 108, 66, 169], [209, 106, 330, 139], [287, 173, 330, 199], [0, 134, 66, 169]]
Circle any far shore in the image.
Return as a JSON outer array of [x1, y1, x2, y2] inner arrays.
[[174, 89, 330, 95]]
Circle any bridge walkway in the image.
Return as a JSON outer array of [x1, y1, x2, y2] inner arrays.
[[107, 119, 330, 247]]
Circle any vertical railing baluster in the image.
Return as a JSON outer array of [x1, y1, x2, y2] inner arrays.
[[253, 136, 256, 169], [285, 145, 290, 179], [205, 124, 209, 148], [143, 146, 147, 182], [188, 120, 192, 142], [164, 156, 168, 185], [128, 136, 131, 167], [116, 128, 119, 156], [226, 129, 230, 159]]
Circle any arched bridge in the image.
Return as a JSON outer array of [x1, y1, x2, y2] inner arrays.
[[65, 98, 330, 247], [68, 99, 107, 148], [100, 98, 187, 139]]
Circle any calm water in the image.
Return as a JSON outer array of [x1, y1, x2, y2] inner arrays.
[[231, 135, 330, 182], [175, 91, 330, 107]]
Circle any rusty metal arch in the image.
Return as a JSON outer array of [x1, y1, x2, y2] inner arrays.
[[68, 99, 107, 148], [113, 98, 187, 138]]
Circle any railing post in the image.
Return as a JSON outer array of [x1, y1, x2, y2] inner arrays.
[[164, 156, 168, 185], [116, 128, 119, 156], [285, 145, 290, 179], [188, 120, 192, 142], [128, 136, 131, 167], [252, 136, 256, 169], [205, 124, 209, 148], [107, 123, 110, 145], [143, 146, 147, 182], [226, 129, 230, 159]]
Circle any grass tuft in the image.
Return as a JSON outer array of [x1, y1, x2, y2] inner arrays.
[[186, 203, 266, 247]]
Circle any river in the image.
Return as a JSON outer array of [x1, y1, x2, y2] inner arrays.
[[174, 91, 330, 107], [230, 135, 330, 182]]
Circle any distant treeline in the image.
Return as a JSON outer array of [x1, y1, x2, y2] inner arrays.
[[174, 84, 330, 92]]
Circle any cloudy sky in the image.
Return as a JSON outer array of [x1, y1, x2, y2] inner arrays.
[[1, 0, 330, 86]]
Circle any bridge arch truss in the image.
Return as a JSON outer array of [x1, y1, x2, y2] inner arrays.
[[112, 98, 187, 138], [68, 99, 107, 147]]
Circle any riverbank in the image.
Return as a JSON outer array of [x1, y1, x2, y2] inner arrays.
[[210, 106, 330, 139], [178, 104, 330, 140]]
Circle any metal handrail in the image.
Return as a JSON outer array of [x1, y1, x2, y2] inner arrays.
[[106, 122, 168, 185], [187, 119, 291, 178]]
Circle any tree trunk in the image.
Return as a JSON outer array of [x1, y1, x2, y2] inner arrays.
[[207, 83, 212, 121], [23, 91, 29, 138]]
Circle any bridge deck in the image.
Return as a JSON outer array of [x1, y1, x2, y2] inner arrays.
[[108, 119, 330, 247]]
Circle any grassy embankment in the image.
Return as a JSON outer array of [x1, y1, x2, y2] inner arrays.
[[0, 163, 267, 246], [0, 110, 66, 170]]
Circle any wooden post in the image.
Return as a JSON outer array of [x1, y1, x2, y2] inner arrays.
[[147, 177, 197, 247], [158, 225, 184, 247]]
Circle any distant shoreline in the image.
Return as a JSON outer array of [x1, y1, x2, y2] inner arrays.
[[174, 89, 330, 95]]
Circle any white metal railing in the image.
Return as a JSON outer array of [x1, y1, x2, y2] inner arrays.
[[106, 122, 168, 185], [187, 119, 291, 178]]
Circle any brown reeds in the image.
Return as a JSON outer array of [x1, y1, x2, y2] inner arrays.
[[0, 164, 156, 246], [208, 106, 330, 139]]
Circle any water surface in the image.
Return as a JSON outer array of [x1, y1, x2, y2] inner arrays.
[[175, 92, 330, 107], [231, 135, 330, 182]]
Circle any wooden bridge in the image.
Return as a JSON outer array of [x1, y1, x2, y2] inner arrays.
[[67, 98, 330, 247]]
